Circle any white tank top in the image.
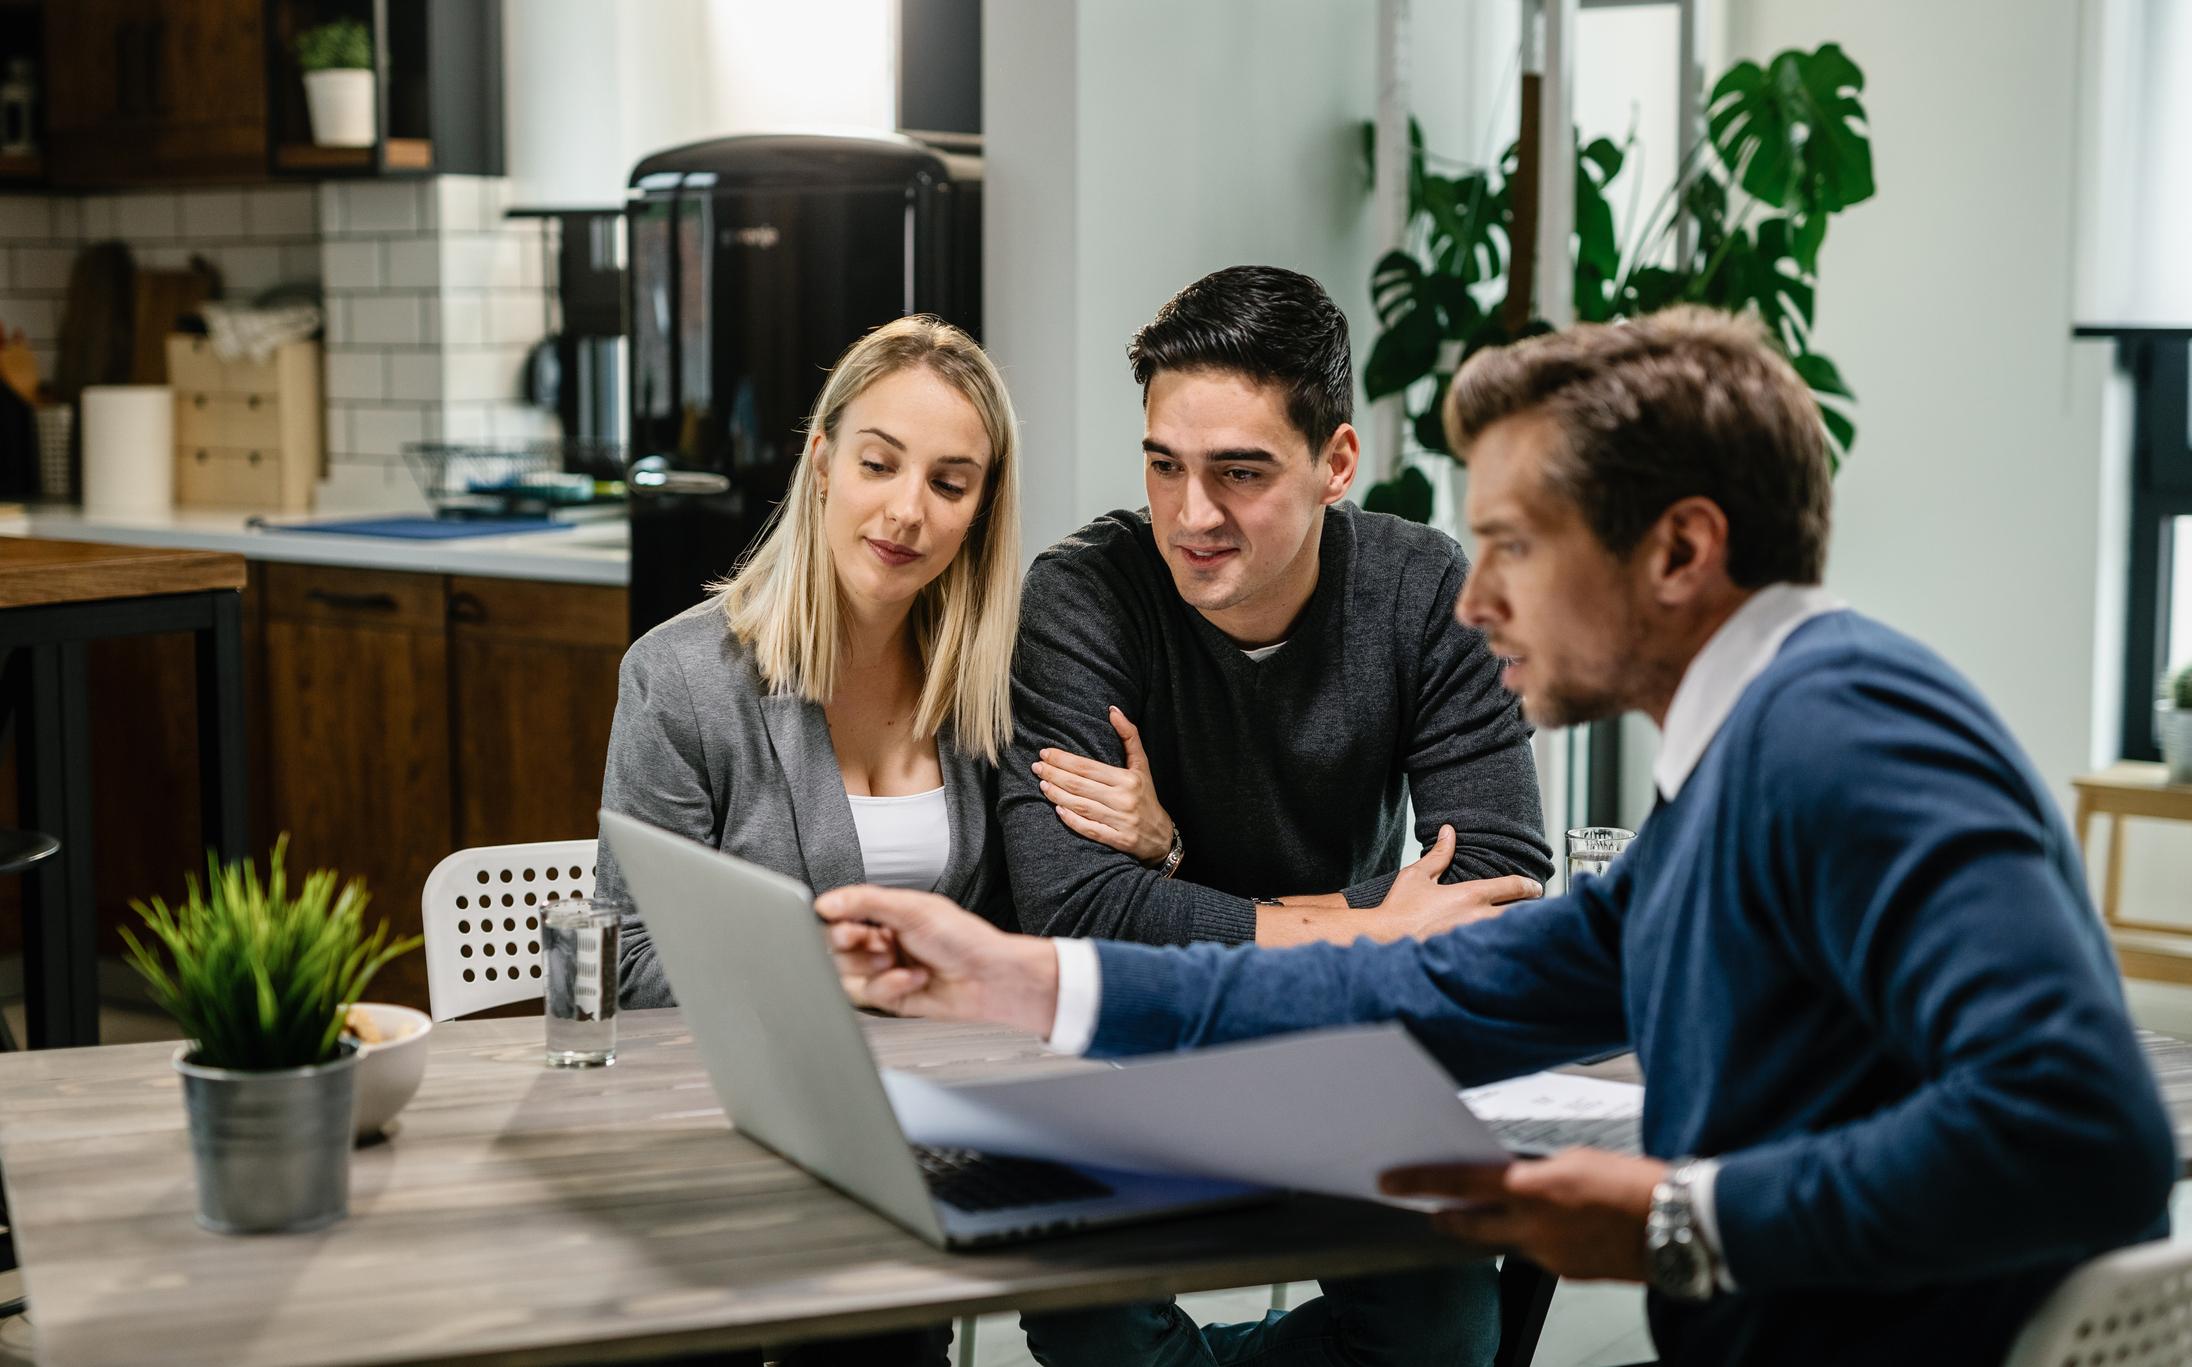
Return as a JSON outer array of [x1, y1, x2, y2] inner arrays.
[[845, 786, 951, 891]]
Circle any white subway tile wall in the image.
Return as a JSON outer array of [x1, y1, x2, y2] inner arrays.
[[316, 176, 555, 492], [0, 176, 553, 507], [0, 187, 322, 395]]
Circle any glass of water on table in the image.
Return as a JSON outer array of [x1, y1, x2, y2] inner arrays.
[[1564, 827, 1635, 890], [544, 897, 624, 1067]]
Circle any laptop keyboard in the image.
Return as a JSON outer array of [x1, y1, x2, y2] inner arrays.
[[913, 1145, 1116, 1213]]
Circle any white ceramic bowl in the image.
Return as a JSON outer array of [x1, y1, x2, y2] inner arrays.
[[347, 1002, 432, 1139]]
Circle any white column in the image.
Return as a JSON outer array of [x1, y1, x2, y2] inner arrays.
[[1371, 0, 1413, 480], [1534, 0, 1578, 327], [1675, 0, 1708, 261]]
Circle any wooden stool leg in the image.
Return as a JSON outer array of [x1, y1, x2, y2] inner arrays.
[[2104, 812, 2127, 929]]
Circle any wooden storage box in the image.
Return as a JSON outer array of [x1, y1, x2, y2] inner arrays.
[[167, 334, 322, 513]]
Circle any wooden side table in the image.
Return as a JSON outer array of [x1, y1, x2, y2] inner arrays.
[[0, 538, 251, 1047], [2073, 762, 2192, 983]]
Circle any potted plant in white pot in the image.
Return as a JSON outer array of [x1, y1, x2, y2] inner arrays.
[[2160, 662, 2192, 786], [122, 837, 418, 1234], [296, 18, 375, 148]]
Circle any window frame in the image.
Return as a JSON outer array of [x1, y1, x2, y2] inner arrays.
[[2119, 334, 2192, 762]]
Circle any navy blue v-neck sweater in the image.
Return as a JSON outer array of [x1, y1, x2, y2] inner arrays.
[[1082, 611, 2176, 1366]]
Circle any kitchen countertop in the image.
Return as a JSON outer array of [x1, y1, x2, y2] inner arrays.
[[0, 505, 630, 587]]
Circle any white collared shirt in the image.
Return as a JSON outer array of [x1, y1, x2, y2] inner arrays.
[[1042, 582, 1847, 1292], [1653, 583, 1848, 801]]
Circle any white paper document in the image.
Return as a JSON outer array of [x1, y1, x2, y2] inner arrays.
[[1461, 1071, 1644, 1156], [882, 1024, 1509, 1207], [1461, 1071, 1643, 1120]]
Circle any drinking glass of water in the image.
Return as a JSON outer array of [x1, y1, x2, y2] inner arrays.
[[544, 898, 623, 1067], [1565, 827, 1635, 890]]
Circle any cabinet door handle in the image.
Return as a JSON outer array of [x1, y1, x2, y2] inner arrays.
[[193, 394, 207, 409], [447, 591, 487, 624], [305, 589, 400, 613], [247, 395, 263, 410], [194, 449, 208, 463], [247, 450, 262, 466]]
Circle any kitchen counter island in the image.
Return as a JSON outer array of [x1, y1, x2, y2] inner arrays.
[[0, 505, 629, 586]]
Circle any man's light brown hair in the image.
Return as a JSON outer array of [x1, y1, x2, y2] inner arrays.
[[1443, 306, 1832, 587]]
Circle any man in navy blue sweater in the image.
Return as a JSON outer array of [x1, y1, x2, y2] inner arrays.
[[820, 308, 2177, 1365]]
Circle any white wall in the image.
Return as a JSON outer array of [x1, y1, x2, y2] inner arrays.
[[502, 0, 897, 210], [985, 0, 1379, 557], [1722, 0, 2107, 797]]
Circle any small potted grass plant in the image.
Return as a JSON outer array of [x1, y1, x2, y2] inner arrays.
[[296, 17, 376, 148], [2161, 662, 2192, 786], [122, 837, 418, 1234]]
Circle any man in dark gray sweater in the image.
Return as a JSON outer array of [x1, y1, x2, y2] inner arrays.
[[1002, 266, 1552, 1367]]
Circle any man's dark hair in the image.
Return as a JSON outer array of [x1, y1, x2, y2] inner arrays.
[[1444, 306, 1832, 587], [1128, 265, 1353, 456]]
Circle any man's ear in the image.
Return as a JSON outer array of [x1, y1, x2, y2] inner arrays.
[[1319, 423, 1361, 506], [1649, 496, 1730, 604]]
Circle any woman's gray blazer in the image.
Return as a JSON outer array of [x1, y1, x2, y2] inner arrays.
[[594, 601, 1018, 1008]]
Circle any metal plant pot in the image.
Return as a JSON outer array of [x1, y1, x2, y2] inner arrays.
[[2158, 705, 2192, 787], [174, 1040, 358, 1234]]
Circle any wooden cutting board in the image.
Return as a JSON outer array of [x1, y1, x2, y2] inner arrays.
[[128, 267, 219, 383]]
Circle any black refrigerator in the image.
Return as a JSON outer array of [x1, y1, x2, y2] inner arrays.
[[624, 132, 983, 640]]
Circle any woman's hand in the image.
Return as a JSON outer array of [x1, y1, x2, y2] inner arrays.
[[1033, 707, 1177, 866]]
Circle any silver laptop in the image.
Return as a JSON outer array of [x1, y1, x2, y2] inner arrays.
[[598, 808, 1266, 1248]]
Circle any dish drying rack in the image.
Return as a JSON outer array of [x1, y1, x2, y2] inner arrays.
[[402, 439, 628, 520]]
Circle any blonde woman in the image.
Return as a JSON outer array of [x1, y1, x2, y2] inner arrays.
[[595, 316, 1025, 1366], [596, 315, 1028, 1017]]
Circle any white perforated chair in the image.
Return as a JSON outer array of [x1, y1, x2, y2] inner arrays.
[[421, 840, 598, 1020], [2004, 1240, 2192, 1367]]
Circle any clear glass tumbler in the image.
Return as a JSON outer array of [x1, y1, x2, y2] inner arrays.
[[544, 898, 623, 1067], [1564, 826, 1636, 890]]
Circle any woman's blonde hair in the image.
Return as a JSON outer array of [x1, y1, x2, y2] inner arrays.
[[713, 315, 1022, 764]]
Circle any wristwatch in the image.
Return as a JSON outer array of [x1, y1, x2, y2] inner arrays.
[[1644, 1158, 1720, 1303], [1147, 826, 1184, 879]]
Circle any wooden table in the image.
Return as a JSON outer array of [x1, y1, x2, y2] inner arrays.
[[0, 1011, 1507, 1366], [0, 537, 249, 1047], [2073, 762, 2192, 983]]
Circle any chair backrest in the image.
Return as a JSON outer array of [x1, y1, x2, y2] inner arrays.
[[2003, 1239, 2192, 1367], [421, 840, 599, 1021]]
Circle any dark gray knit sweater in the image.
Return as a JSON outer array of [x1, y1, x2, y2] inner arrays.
[[1001, 501, 1551, 947]]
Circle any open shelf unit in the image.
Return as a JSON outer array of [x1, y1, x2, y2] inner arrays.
[[264, 0, 500, 181]]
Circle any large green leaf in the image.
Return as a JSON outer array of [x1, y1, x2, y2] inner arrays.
[[1363, 465, 1435, 524], [1707, 44, 1875, 220], [1364, 305, 1440, 402], [1573, 136, 1624, 319], [1791, 351, 1857, 470], [1371, 249, 1425, 327]]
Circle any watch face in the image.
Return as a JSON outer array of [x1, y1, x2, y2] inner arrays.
[[1648, 1227, 1711, 1301]]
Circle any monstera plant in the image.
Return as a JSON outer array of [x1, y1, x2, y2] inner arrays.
[[1363, 43, 1875, 521]]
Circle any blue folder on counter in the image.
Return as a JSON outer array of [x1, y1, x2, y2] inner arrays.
[[264, 515, 573, 540]]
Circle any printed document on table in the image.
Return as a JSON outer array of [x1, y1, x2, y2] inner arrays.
[[1462, 1071, 1644, 1156], [882, 1023, 1508, 1208]]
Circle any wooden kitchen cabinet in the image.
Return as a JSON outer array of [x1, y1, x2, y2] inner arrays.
[[254, 562, 625, 1014], [260, 562, 452, 1009], [446, 575, 623, 850], [45, 0, 269, 187]]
